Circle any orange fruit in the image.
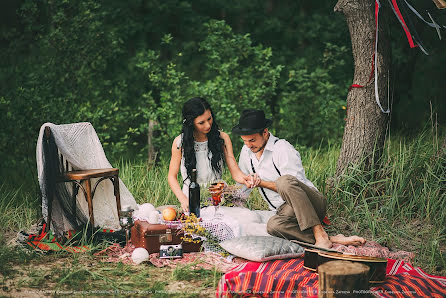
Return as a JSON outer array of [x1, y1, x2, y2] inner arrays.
[[162, 207, 177, 221]]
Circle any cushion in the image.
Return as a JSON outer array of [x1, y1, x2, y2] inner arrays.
[[219, 235, 304, 262]]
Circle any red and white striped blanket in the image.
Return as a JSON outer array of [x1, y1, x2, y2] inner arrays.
[[217, 258, 446, 298]]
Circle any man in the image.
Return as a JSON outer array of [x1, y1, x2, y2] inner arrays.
[[232, 109, 365, 248]]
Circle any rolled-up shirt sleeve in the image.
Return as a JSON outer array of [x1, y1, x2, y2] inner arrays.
[[238, 146, 250, 174], [237, 146, 253, 196]]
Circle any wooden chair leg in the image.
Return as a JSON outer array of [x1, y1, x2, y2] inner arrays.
[[72, 183, 79, 220], [46, 190, 53, 233], [112, 174, 122, 216], [84, 179, 94, 227]]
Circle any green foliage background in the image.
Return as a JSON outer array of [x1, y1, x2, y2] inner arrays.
[[0, 0, 445, 281], [1, 0, 445, 179]]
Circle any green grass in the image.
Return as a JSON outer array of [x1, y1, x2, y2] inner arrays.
[[0, 131, 445, 295], [0, 184, 40, 234], [172, 263, 223, 289], [118, 159, 178, 206], [302, 132, 446, 274]]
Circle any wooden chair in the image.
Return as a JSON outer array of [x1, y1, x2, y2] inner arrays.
[[43, 126, 122, 231]]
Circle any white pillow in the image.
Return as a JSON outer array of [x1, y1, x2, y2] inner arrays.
[[220, 236, 304, 262]]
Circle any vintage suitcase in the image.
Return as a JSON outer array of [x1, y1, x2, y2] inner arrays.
[[131, 220, 202, 254]]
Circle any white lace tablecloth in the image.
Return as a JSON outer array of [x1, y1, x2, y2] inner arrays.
[[157, 206, 275, 253], [199, 206, 274, 238]]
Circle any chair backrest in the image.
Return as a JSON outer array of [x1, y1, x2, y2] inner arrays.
[[44, 126, 72, 175], [42, 126, 83, 234]]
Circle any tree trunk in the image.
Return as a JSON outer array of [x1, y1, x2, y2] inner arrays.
[[147, 119, 157, 164], [318, 260, 370, 298], [334, 0, 390, 177]]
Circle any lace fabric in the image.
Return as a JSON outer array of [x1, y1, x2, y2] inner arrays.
[[177, 135, 222, 197], [36, 122, 138, 234], [162, 206, 275, 254]]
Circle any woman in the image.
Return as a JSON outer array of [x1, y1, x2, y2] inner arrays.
[[168, 97, 256, 213]]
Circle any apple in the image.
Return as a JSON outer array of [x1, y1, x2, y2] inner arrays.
[[162, 207, 177, 221]]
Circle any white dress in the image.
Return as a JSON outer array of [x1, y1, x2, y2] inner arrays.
[[176, 135, 275, 239], [177, 135, 222, 198]]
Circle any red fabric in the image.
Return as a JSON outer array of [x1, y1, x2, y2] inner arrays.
[[390, 0, 417, 48], [371, 259, 446, 298], [321, 216, 331, 226], [349, 0, 423, 92], [216, 258, 446, 298], [217, 259, 318, 298], [25, 226, 90, 253]]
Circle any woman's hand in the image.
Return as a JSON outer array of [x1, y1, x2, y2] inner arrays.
[[168, 136, 191, 213], [179, 195, 189, 213]]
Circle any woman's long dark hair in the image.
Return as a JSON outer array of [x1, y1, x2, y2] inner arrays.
[[181, 97, 224, 179]]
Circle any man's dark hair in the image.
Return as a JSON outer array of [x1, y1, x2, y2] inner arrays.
[[257, 128, 267, 135]]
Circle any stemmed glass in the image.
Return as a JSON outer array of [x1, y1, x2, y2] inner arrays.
[[119, 206, 134, 246], [208, 182, 224, 219]]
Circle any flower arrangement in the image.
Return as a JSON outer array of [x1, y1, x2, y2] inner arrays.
[[220, 184, 249, 207], [179, 213, 228, 256], [179, 213, 206, 244], [201, 183, 249, 207]]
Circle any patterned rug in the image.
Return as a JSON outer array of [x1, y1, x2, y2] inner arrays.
[[371, 259, 446, 298], [216, 258, 446, 298], [13, 220, 126, 253], [94, 243, 246, 272], [332, 241, 414, 264]]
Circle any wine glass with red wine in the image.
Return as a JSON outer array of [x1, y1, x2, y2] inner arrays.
[[208, 182, 224, 219]]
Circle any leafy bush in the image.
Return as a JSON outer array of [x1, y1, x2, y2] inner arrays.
[[277, 43, 348, 146], [136, 20, 283, 157], [1, 0, 131, 166], [1, 11, 350, 167]]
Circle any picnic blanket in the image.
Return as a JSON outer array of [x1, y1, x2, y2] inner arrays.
[[12, 219, 127, 253], [17, 222, 90, 253], [216, 258, 446, 298], [332, 241, 415, 264], [372, 259, 446, 298], [94, 243, 247, 272]]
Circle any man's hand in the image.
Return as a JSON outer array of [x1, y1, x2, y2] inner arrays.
[[242, 173, 261, 188], [257, 179, 277, 192], [250, 173, 261, 188]]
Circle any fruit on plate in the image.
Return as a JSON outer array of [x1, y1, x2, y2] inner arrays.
[[162, 207, 177, 221]]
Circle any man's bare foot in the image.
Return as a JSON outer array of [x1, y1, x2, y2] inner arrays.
[[330, 234, 366, 246], [315, 237, 333, 249], [313, 225, 333, 249]]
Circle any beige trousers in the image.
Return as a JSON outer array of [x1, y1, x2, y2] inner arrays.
[[266, 175, 327, 244]]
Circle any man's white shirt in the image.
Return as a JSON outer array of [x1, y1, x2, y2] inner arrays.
[[238, 133, 317, 210]]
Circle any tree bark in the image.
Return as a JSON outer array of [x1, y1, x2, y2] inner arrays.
[[334, 0, 390, 177], [147, 119, 157, 164]]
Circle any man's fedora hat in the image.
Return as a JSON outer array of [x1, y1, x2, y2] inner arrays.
[[232, 109, 272, 135]]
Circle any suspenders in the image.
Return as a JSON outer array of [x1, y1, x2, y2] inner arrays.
[[250, 138, 281, 210]]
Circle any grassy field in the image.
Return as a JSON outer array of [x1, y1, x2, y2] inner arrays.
[[0, 131, 445, 296]]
